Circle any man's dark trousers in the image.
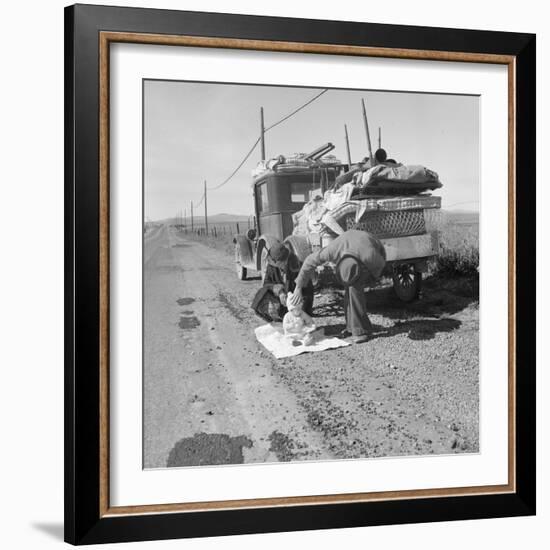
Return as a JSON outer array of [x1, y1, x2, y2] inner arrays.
[[343, 277, 372, 336]]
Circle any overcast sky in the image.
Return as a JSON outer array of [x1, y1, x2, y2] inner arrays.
[[144, 80, 479, 221]]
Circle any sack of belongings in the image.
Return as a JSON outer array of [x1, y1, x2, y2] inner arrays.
[[251, 287, 285, 323], [292, 183, 355, 237]]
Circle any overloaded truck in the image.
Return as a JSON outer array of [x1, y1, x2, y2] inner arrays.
[[233, 142, 442, 302]]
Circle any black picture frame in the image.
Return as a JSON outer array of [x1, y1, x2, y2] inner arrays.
[[65, 3, 536, 545]]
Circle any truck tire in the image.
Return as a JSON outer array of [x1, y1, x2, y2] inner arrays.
[[234, 243, 247, 281], [392, 263, 422, 302]]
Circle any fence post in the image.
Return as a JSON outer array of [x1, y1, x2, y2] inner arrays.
[[236, 222, 240, 234]]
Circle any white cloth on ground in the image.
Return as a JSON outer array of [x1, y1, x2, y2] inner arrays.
[[255, 323, 350, 359]]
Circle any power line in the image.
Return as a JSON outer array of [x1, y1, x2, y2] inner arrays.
[[194, 191, 205, 208], [264, 88, 328, 132], [207, 137, 261, 191], [207, 88, 329, 191]]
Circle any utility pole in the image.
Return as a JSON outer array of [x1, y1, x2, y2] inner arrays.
[[191, 201, 194, 231], [361, 98, 374, 165], [184, 208, 186, 228], [344, 124, 352, 168], [204, 180, 208, 236], [378, 126, 382, 150], [260, 106, 266, 161]]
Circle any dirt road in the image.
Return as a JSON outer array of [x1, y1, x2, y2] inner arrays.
[[144, 225, 479, 468]]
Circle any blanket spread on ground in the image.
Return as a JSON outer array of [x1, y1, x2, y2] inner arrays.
[[254, 323, 350, 359]]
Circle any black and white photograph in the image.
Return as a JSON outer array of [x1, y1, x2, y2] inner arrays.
[[143, 81, 480, 469], [1, 0, 542, 547]]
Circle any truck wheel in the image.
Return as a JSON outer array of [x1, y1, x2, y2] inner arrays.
[[235, 244, 247, 281], [392, 264, 422, 302]]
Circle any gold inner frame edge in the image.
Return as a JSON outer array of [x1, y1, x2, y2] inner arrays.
[[98, 31, 517, 517]]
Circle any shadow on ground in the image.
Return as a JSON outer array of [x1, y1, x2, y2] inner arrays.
[[373, 317, 461, 340], [323, 318, 461, 341], [167, 433, 253, 467], [314, 275, 478, 321], [314, 275, 475, 341]]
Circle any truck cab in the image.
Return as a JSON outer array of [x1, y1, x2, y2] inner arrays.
[[254, 166, 344, 242]]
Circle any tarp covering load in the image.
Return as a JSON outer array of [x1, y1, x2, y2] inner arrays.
[[357, 163, 442, 194]]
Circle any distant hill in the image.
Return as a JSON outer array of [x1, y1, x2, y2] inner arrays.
[[157, 213, 252, 225], [207, 213, 252, 223]]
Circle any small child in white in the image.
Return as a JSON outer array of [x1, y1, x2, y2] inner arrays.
[[283, 292, 319, 346]]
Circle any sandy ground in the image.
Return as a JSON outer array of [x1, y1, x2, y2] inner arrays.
[[143, 225, 479, 468]]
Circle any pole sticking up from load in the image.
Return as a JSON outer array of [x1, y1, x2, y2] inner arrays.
[[260, 107, 266, 161], [344, 124, 352, 168], [361, 98, 374, 165], [378, 126, 382, 150], [204, 180, 208, 236]]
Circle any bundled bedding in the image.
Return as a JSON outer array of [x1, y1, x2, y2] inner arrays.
[[357, 163, 442, 194], [291, 162, 442, 238]]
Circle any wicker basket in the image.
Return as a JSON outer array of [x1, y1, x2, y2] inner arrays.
[[344, 208, 427, 239]]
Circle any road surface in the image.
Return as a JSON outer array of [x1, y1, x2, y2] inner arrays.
[[143, 225, 479, 468]]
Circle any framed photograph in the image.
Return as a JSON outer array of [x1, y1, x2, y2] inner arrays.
[[64, 4, 536, 545]]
